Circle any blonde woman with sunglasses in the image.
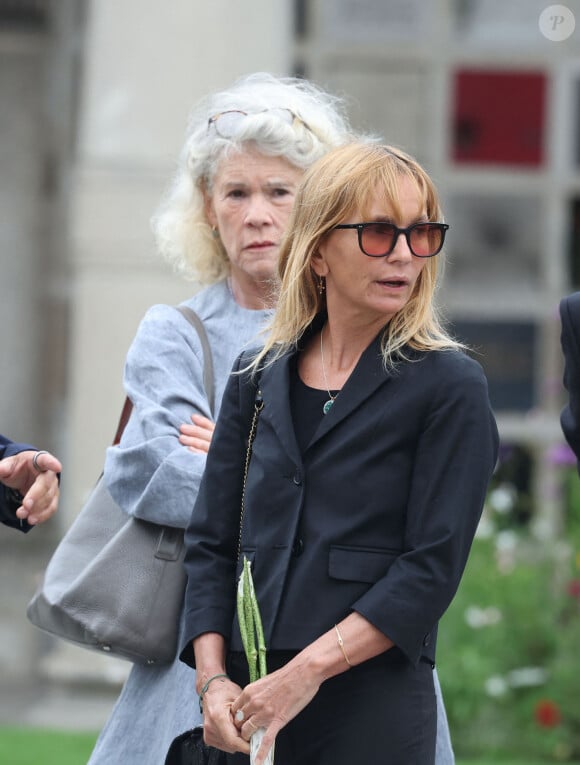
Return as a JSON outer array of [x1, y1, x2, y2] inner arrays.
[[182, 142, 498, 764]]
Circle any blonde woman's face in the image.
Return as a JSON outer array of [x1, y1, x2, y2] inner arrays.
[[314, 176, 428, 328], [205, 147, 303, 291]]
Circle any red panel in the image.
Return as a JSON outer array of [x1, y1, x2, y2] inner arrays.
[[452, 70, 546, 166]]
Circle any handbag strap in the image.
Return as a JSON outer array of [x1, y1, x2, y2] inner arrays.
[[112, 305, 216, 446], [113, 397, 135, 446], [175, 305, 216, 418], [237, 385, 263, 561]]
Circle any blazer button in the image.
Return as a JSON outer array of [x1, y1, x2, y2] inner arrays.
[[292, 471, 302, 486], [291, 538, 304, 556]]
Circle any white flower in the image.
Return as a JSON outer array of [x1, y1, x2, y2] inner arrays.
[[465, 606, 502, 628], [495, 530, 519, 573], [530, 517, 556, 542], [495, 530, 518, 551], [465, 606, 485, 628], [507, 667, 548, 688], [485, 675, 508, 697], [488, 484, 517, 515], [484, 606, 502, 625]]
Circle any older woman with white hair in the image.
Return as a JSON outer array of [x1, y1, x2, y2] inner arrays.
[[87, 74, 455, 765]]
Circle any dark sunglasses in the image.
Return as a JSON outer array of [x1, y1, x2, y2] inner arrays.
[[332, 221, 449, 258]]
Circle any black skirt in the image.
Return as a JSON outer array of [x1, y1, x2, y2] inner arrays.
[[224, 648, 436, 765]]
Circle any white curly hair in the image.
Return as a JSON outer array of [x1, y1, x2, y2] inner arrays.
[[151, 72, 355, 284]]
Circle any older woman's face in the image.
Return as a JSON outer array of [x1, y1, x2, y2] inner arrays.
[[314, 175, 428, 327], [205, 146, 303, 289]]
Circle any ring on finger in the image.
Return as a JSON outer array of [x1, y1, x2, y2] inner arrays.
[[235, 709, 245, 723], [247, 719, 258, 732], [32, 451, 48, 472]]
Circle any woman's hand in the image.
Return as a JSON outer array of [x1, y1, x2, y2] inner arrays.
[[229, 616, 393, 764], [194, 633, 250, 755], [231, 657, 323, 765], [179, 414, 215, 453], [201, 677, 250, 756]]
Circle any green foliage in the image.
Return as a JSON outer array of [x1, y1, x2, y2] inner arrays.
[[0, 727, 98, 765], [438, 461, 580, 762]]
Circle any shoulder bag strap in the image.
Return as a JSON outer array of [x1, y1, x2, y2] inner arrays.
[[175, 316, 260, 560], [113, 397, 135, 446], [175, 305, 216, 418], [237, 382, 263, 561]]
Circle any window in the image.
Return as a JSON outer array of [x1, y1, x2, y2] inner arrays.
[[451, 320, 537, 411], [452, 69, 546, 166], [445, 193, 542, 292]]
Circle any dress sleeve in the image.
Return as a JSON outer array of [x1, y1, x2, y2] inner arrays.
[[180, 353, 253, 667], [104, 305, 212, 528]]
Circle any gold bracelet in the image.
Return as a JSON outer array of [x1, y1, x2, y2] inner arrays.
[[334, 623, 353, 667]]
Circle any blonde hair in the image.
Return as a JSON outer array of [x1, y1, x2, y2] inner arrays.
[[252, 141, 461, 370], [151, 73, 355, 285]]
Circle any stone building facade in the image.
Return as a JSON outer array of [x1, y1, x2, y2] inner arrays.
[[1, 0, 579, 699]]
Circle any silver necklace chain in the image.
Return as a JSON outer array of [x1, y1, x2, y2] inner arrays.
[[320, 326, 337, 415]]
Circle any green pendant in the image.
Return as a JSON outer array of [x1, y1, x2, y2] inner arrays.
[[323, 398, 334, 415]]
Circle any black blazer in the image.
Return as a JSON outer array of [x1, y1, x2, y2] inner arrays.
[[560, 293, 580, 465], [0, 434, 34, 531], [181, 330, 498, 668]]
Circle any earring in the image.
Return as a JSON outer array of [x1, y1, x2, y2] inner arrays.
[[211, 225, 219, 239], [317, 275, 326, 295]]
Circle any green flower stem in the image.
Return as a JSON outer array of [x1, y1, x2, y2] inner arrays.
[[247, 564, 267, 678], [243, 558, 258, 682], [237, 557, 275, 764], [237, 556, 267, 682], [236, 574, 251, 667]]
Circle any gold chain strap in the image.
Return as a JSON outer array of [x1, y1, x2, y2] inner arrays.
[[237, 389, 264, 561]]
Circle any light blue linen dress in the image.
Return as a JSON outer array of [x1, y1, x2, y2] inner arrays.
[[87, 278, 455, 764], [88, 280, 271, 764]]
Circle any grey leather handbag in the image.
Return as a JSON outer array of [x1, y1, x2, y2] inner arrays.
[[26, 306, 214, 665]]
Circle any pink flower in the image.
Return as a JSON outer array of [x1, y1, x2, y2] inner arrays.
[[546, 443, 577, 467]]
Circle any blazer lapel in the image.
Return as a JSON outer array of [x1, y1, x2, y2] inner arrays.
[[307, 331, 392, 449], [258, 351, 302, 466], [257, 325, 395, 458]]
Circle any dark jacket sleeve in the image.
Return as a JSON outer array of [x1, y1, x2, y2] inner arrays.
[[0, 434, 35, 532], [560, 294, 580, 469], [180, 354, 255, 667], [353, 354, 498, 665]]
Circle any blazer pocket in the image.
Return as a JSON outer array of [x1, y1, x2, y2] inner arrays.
[[328, 545, 399, 584]]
